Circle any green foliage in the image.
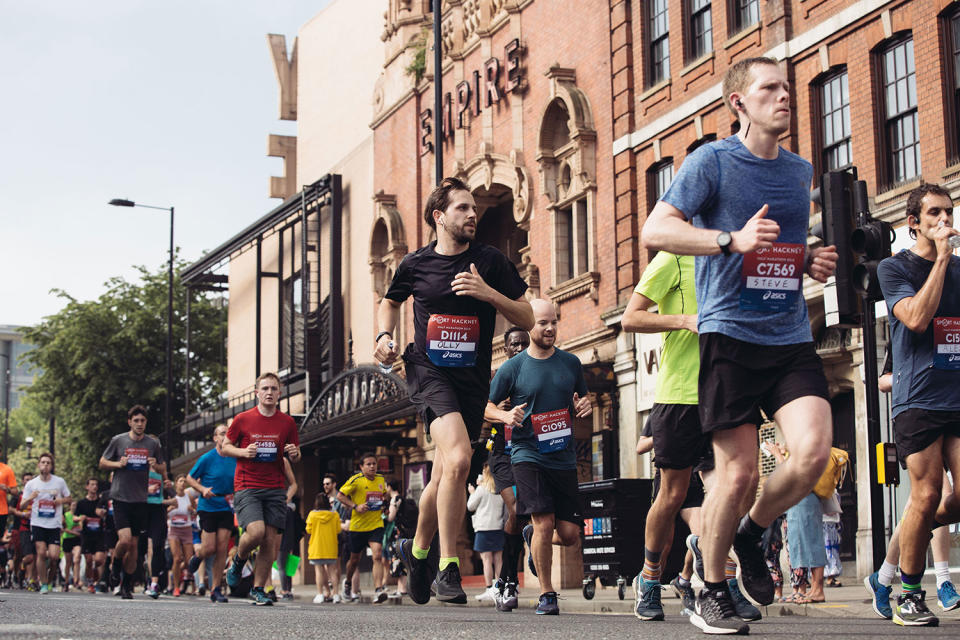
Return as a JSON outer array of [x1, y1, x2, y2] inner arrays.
[[405, 27, 430, 84], [17, 254, 227, 489]]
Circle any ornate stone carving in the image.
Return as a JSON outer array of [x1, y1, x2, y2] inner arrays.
[[457, 150, 532, 224]]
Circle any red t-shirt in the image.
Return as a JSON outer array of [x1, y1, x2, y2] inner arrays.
[[226, 406, 299, 491]]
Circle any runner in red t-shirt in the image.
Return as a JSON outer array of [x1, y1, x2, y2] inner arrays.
[[221, 372, 300, 605]]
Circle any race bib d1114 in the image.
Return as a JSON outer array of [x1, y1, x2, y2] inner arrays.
[[739, 243, 804, 312], [426, 314, 479, 367], [934, 317, 960, 370], [531, 408, 572, 454]]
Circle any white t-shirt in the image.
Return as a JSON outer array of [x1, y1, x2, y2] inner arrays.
[[24, 475, 70, 529]]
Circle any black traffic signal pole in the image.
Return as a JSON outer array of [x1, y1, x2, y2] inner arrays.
[[433, 0, 443, 187]]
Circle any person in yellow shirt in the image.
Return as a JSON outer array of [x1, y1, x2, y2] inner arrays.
[[337, 453, 388, 602], [306, 493, 342, 604]]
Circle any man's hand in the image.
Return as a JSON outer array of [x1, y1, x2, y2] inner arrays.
[[355, 503, 369, 514], [451, 263, 495, 302], [731, 205, 780, 253], [681, 314, 698, 333], [284, 443, 301, 462], [241, 443, 258, 459], [118, 456, 128, 468], [201, 486, 214, 499], [806, 245, 839, 283], [147, 456, 157, 467], [374, 334, 398, 366], [499, 402, 527, 427], [935, 222, 959, 260], [573, 392, 593, 418]]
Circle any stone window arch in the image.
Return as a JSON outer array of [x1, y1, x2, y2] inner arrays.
[[370, 192, 408, 301]]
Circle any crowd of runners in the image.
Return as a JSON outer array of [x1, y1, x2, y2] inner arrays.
[[1, 56, 960, 635]]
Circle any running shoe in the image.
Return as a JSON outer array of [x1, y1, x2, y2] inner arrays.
[[863, 572, 893, 619], [522, 524, 537, 577], [670, 576, 696, 614], [281, 592, 294, 601], [633, 575, 664, 621], [313, 593, 325, 604], [39, 583, 50, 595], [727, 578, 761, 621], [349, 592, 361, 602], [173, 587, 181, 597], [120, 583, 134, 600], [433, 564, 467, 604], [198, 584, 207, 597], [937, 581, 960, 611], [536, 591, 560, 615], [496, 581, 519, 612], [210, 587, 228, 603], [265, 587, 278, 602], [88, 584, 96, 594], [893, 590, 938, 626], [332, 593, 341, 604], [374, 587, 388, 604], [146, 583, 160, 599], [686, 534, 705, 582], [690, 585, 749, 635], [187, 555, 202, 576], [226, 556, 244, 589], [250, 587, 273, 606], [732, 528, 774, 606], [108, 565, 122, 589], [397, 538, 434, 605]]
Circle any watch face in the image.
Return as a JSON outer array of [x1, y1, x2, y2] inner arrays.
[[718, 232, 731, 247]]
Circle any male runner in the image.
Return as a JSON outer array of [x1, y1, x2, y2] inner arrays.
[[12, 472, 36, 590], [0, 443, 18, 535], [376, 176, 533, 604], [877, 182, 960, 626], [186, 423, 236, 603], [74, 477, 108, 593], [641, 56, 838, 634], [485, 326, 529, 612], [22, 452, 70, 594], [99, 404, 164, 599], [488, 298, 592, 615], [623, 250, 760, 623], [337, 452, 389, 602], [222, 372, 301, 606]]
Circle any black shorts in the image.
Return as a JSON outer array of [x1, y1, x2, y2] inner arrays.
[[653, 468, 706, 510], [19, 530, 35, 557], [488, 449, 515, 494], [513, 462, 582, 525], [698, 333, 829, 432], [894, 408, 960, 469], [30, 526, 61, 547], [348, 527, 384, 554], [647, 403, 713, 471], [113, 501, 149, 537], [81, 532, 106, 555], [146, 503, 167, 540], [62, 536, 81, 553], [234, 488, 286, 531], [403, 355, 487, 440], [199, 510, 235, 533]]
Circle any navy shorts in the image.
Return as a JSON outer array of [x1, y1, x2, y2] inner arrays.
[[348, 527, 384, 554]]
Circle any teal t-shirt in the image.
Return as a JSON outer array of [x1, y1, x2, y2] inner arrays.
[[489, 349, 588, 470], [147, 470, 163, 505]]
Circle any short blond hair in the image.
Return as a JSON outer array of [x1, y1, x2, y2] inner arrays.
[[722, 57, 780, 116], [255, 372, 281, 388]]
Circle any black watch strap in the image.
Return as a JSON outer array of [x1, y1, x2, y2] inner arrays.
[[375, 330, 393, 344]]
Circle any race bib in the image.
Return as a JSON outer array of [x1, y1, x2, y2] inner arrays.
[[148, 477, 162, 496], [365, 491, 384, 511], [426, 314, 479, 367], [504, 425, 513, 452], [225, 494, 235, 510], [85, 517, 101, 531], [739, 243, 804, 312], [170, 514, 190, 527], [38, 498, 56, 518], [125, 447, 150, 472], [254, 439, 279, 462], [531, 408, 572, 454], [934, 317, 960, 370]]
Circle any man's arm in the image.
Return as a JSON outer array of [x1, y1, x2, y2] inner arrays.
[[283, 458, 298, 503], [336, 490, 360, 513], [641, 201, 779, 255], [374, 297, 402, 365], [186, 473, 213, 499], [621, 290, 697, 334], [98, 456, 125, 471], [220, 441, 256, 459], [887, 231, 956, 333]]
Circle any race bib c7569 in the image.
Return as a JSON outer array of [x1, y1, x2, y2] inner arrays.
[[426, 314, 479, 367], [934, 317, 960, 370], [739, 243, 804, 312], [530, 408, 572, 454]]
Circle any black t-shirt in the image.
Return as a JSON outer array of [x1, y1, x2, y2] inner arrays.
[[75, 497, 105, 535], [386, 241, 527, 384]]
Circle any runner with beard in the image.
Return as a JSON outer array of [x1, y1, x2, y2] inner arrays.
[[378, 177, 533, 605]]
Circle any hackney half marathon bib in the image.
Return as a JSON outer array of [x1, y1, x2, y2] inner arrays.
[[125, 447, 150, 472], [85, 517, 101, 531], [531, 408, 572, 454], [426, 314, 479, 367], [365, 491, 384, 511], [170, 513, 190, 527], [148, 477, 162, 497], [934, 317, 960, 370], [254, 437, 279, 462], [739, 243, 805, 312], [38, 496, 56, 518]]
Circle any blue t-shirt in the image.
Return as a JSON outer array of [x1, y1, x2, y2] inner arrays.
[[488, 349, 588, 470], [188, 448, 237, 513], [878, 249, 960, 417], [661, 136, 814, 345]]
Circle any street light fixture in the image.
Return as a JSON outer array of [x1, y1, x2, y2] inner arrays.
[[109, 198, 175, 464]]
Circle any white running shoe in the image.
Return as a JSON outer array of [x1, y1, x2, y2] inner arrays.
[[332, 593, 342, 604], [313, 593, 325, 604], [475, 585, 497, 601]]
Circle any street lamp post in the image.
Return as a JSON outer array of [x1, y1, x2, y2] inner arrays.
[[109, 199, 175, 464], [0, 351, 9, 463]]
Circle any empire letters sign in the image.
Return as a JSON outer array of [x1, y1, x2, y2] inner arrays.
[[420, 38, 525, 156]]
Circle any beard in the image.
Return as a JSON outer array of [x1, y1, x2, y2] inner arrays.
[[531, 333, 555, 349], [449, 222, 476, 245]]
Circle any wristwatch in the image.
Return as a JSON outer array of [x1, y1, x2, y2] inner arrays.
[[716, 231, 732, 256], [375, 330, 392, 344]]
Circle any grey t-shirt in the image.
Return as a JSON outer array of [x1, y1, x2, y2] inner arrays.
[[102, 432, 164, 503]]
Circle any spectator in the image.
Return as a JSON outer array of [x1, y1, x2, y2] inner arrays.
[[823, 490, 842, 587], [306, 492, 341, 604], [467, 464, 507, 602]]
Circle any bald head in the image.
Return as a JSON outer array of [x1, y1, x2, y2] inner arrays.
[[529, 298, 558, 351]]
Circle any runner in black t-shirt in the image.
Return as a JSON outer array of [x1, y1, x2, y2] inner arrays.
[[74, 477, 108, 592], [376, 177, 533, 605]]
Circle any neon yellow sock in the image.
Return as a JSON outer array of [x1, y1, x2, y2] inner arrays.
[[439, 557, 460, 570], [412, 544, 429, 560]]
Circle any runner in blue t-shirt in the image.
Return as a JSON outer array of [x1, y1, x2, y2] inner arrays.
[[186, 424, 236, 604], [488, 298, 591, 616], [641, 57, 838, 635]]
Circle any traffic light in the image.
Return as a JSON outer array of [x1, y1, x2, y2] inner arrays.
[[819, 170, 860, 327], [850, 181, 894, 302]]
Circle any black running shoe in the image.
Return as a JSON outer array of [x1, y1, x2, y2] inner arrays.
[[108, 565, 122, 590], [398, 538, 434, 605], [522, 524, 537, 578], [732, 528, 774, 606], [894, 590, 939, 627], [496, 580, 519, 612], [187, 555, 202, 576], [686, 534, 705, 582], [690, 586, 749, 635], [433, 564, 467, 604]]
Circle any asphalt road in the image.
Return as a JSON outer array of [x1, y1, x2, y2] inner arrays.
[[0, 589, 957, 639]]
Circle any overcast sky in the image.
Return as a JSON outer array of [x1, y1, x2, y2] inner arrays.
[[0, 1, 331, 327]]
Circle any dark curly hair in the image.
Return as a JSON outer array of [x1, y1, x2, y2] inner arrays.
[[905, 183, 953, 239], [423, 177, 470, 230]]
